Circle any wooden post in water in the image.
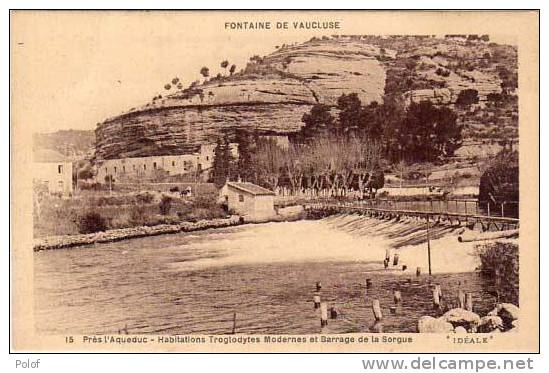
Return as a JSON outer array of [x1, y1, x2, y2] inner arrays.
[[458, 290, 466, 309], [372, 299, 383, 321], [320, 303, 328, 327], [366, 278, 372, 289], [231, 312, 237, 334], [435, 284, 443, 299], [393, 290, 402, 304], [416, 267, 422, 277], [316, 281, 322, 292], [393, 253, 399, 266], [314, 295, 321, 309], [402, 264, 407, 271], [466, 293, 474, 312], [432, 287, 441, 309], [384, 258, 389, 269], [426, 215, 432, 275], [329, 306, 338, 319], [389, 306, 397, 315]]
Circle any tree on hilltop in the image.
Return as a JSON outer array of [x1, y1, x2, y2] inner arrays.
[[200, 66, 210, 83], [220, 60, 229, 76]]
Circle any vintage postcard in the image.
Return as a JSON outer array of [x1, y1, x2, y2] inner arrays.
[[10, 10, 539, 352]]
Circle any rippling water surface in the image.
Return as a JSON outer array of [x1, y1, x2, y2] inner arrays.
[[34, 218, 496, 335]]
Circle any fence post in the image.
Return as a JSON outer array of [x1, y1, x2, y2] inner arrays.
[[487, 202, 491, 217], [501, 202, 505, 218]]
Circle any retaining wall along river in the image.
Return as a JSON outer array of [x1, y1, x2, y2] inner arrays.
[[33, 215, 242, 251]]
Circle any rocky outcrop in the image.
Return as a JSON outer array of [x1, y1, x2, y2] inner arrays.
[[478, 315, 504, 333], [95, 39, 387, 160], [487, 303, 520, 328], [417, 304, 519, 334], [96, 41, 385, 159], [95, 36, 515, 160], [417, 316, 454, 333], [96, 100, 312, 159], [440, 308, 482, 331]]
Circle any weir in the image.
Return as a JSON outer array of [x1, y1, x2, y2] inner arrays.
[[305, 201, 519, 232]]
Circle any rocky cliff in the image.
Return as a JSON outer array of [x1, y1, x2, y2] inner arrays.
[[95, 35, 516, 160]]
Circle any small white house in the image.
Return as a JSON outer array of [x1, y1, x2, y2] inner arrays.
[[219, 182, 275, 222], [33, 149, 73, 196]]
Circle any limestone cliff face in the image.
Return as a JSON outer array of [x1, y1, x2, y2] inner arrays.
[[95, 36, 514, 160], [95, 38, 387, 160]]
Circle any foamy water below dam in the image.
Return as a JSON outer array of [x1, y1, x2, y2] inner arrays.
[[34, 215, 510, 334]]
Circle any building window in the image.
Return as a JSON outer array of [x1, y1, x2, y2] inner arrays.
[[239, 194, 244, 202], [153, 162, 157, 169], [114, 166, 117, 173], [172, 161, 175, 167], [105, 167, 108, 173], [58, 165, 63, 174], [206, 156, 209, 161], [123, 166, 126, 173], [143, 164, 147, 170]]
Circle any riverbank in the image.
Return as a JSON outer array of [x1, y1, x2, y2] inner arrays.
[[33, 215, 242, 251]]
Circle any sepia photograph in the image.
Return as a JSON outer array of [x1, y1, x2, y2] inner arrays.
[[10, 10, 539, 353]]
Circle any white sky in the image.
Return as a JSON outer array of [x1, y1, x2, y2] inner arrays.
[[10, 11, 518, 134]]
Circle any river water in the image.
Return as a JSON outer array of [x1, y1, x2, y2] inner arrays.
[[34, 217, 497, 335]]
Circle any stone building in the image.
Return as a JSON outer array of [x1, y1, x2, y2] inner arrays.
[[33, 149, 73, 196], [219, 182, 275, 222], [95, 144, 238, 182]]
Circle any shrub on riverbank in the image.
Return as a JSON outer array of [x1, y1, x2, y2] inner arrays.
[[159, 195, 173, 215], [78, 211, 108, 234], [475, 242, 519, 305]]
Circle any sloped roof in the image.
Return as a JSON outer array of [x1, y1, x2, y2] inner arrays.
[[33, 148, 69, 163], [226, 182, 275, 196]]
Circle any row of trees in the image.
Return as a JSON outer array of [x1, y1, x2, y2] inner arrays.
[[210, 132, 385, 198], [156, 60, 238, 98]]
